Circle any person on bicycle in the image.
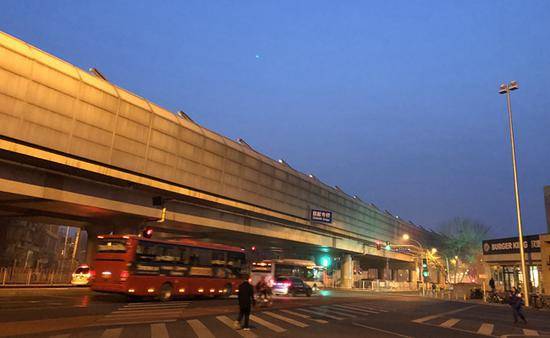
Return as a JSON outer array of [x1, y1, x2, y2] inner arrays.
[[256, 276, 270, 299]]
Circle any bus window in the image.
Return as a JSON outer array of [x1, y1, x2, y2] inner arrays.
[[227, 252, 246, 278], [275, 264, 307, 279], [97, 239, 127, 253], [212, 251, 227, 278], [171, 246, 189, 277], [189, 248, 213, 277], [157, 245, 179, 262], [134, 242, 161, 275]]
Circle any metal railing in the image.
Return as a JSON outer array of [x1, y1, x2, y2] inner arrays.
[[0, 266, 74, 286]]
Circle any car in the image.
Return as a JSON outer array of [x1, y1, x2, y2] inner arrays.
[[272, 276, 312, 297], [71, 264, 94, 286]]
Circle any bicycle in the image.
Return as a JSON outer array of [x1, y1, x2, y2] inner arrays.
[[531, 294, 550, 309], [486, 291, 505, 304]]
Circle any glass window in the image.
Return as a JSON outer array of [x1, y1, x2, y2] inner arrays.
[[211, 251, 226, 266], [227, 252, 246, 278], [189, 248, 212, 266], [97, 239, 127, 253], [157, 245, 180, 262], [136, 242, 161, 262], [74, 267, 90, 274]]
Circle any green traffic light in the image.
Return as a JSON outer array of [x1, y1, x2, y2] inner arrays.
[[320, 255, 331, 268]]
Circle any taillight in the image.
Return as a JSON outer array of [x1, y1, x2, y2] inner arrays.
[[89, 270, 96, 278], [283, 282, 291, 287], [120, 270, 129, 281]]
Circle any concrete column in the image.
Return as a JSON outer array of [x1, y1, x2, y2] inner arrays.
[[342, 254, 353, 289]]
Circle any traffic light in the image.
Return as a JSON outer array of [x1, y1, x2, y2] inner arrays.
[[376, 241, 381, 250], [384, 241, 391, 251], [422, 258, 429, 278], [320, 255, 331, 268], [142, 226, 154, 238]]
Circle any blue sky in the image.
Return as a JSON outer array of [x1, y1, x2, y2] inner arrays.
[[2, 1, 549, 237]]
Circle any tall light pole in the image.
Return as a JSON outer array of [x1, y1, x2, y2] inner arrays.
[[498, 80, 529, 306], [402, 234, 425, 291]]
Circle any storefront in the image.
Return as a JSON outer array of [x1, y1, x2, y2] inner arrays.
[[482, 234, 543, 293]]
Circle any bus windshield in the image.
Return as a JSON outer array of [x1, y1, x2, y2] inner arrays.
[[97, 239, 128, 253]]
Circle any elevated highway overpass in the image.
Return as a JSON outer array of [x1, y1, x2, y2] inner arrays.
[[0, 31, 441, 286]]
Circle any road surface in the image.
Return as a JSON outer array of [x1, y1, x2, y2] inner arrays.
[[1, 288, 549, 337]]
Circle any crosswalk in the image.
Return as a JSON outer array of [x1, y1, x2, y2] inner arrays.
[[412, 314, 550, 337], [94, 300, 191, 326], [46, 301, 389, 338]]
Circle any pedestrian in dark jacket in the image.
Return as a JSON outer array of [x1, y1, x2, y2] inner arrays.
[[489, 278, 496, 293], [234, 277, 255, 330], [508, 287, 527, 324]]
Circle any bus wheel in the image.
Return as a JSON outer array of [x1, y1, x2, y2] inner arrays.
[[159, 283, 173, 302]]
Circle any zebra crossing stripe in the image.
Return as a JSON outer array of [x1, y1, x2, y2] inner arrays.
[[331, 304, 377, 314], [440, 318, 460, 328], [297, 308, 345, 320], [319, 306, 357, 318], [150, 323, 169, 338], [103, 309, 183, 318], [280, 309, 328, 324], [412, 314, 439, 323], [523, 329, 540, 336], [340, 303, 382, 313], [264, 311, 309, 327], [187, 319, 215, 338], [477, 323, 494, 335], [117, 304, 189, 311], [100, 327, 123, 338], [249, 314, 286, 333], [216, 315, 257, 338], [350, 303, 388, 312], [125, 301, 190, 307]]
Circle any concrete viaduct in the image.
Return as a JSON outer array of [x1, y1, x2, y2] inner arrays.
[[0, 31, 441, 287]]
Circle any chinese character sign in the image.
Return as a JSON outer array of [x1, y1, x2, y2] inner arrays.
[[311, 209, 332, 223]]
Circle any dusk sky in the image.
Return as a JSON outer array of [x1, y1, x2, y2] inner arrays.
[[2, 1, 549, 237]]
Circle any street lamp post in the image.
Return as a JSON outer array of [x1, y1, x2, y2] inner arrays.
[[498, 81, 529, 307], [402, 234, 425, 293]]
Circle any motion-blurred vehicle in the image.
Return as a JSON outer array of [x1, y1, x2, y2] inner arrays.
[[90, 234, 246, 301], [251, 259, 325, 291], [71, 264, 94, 286], [273, 276, 312, 297]]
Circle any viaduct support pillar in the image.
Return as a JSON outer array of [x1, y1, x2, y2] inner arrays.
[[342, 254, 353, 289]]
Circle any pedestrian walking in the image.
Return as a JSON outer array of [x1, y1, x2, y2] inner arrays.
[[508, 287, 527, 324], [489, 278, 496, 293], [235, 275, 255, 330]]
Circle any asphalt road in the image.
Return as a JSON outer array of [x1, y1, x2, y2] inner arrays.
[[1, 288, 549, 338]]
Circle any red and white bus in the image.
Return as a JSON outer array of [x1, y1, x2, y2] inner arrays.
[[91, 234, 246, 301]]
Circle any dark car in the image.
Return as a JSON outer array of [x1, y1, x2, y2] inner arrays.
[[273, 276, 312, 297]]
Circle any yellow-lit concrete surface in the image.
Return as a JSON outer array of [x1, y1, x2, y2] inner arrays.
[[0, 30, 438, 264]]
